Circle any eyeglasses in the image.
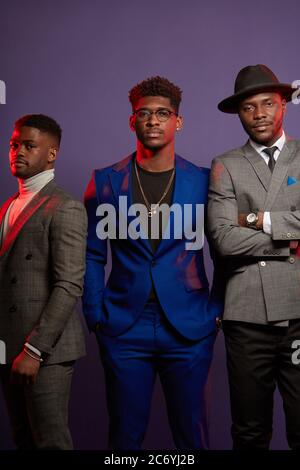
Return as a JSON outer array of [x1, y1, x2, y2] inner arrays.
[[133, 108, 178, 122]]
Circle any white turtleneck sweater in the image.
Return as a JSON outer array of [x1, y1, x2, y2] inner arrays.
[[3, 169, 55, 240]]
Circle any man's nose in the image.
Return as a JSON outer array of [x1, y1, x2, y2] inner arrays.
[[16, 144, 26, 157], [146, 112, 160, 125], [253, 105, 266, 119]]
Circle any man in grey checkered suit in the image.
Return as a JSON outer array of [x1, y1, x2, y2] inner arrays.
[[0, 114, 87, 449], [208, 64, 300, 449]]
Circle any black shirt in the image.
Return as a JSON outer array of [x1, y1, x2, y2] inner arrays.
[[132, 160, 175, 301]]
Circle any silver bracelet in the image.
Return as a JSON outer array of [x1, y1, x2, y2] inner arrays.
[[24, 342, 42, 357], [23, 348, 43, 363]]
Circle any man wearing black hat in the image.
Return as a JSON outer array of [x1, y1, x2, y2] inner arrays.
[[208, 64, 300, 449]]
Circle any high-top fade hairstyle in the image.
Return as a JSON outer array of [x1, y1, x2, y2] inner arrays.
[[129, 76, 182, 113], [14, 114, 62, 147]]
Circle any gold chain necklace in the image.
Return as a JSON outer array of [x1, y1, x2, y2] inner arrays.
[[134, 159, 175, 218]]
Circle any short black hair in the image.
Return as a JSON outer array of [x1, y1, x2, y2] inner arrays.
[[14, 114, 62, 147], [129, 76, 182, 112]]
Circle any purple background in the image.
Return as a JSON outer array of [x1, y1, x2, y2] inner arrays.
[[0, 0, 299, 449]]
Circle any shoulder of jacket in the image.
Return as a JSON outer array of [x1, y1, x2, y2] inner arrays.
[[214, 146, 245, 162], [93, 153, 133, 177], [176, 154, 210, 177], [50, 185, 84, 210]]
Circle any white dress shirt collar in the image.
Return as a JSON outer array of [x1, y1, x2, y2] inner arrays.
[[249, 131, 286, 163]]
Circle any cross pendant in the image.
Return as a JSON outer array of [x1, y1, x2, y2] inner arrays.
[[148, 209, 157, 218]]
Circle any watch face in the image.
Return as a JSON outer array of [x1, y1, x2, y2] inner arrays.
[[247, 213, 257, 224]]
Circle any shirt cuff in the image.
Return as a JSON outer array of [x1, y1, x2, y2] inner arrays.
[[263, 211, 272, 235], [24, 342, 42, 357]]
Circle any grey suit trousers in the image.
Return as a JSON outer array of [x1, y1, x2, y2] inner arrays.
[[0, 362, 74, 449]]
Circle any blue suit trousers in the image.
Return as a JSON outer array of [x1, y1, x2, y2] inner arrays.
[[96, 301, 216, 450]]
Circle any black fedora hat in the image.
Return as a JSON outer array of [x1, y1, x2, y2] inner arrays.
[[218, 64, 295, 113]]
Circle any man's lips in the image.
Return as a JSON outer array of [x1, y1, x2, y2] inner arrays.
[[253, 123, 271, 130], [11, 159, 28, 166], [145, 131, 163, 137]]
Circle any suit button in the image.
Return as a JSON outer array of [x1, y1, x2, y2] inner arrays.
[[289, 257, 295, 264], [151, 260, 156, 267], [25, 253, 33, 260], [11, 277, 17, 284], [260, 261, 266, 267], [287, 233, 292, 238], [9, 305, 17, 313]]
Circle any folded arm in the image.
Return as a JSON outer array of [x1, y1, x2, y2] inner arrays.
[[207, 158, 290, 258]]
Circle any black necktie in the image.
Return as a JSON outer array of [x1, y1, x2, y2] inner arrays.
[[263, 146, 278, 173]]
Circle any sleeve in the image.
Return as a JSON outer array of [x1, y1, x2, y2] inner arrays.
[[203, 170, 225, 319], [207, 158, 290, 258], [270, 210, 300, 240], [207, 249, 226, 319], [27, 199, 88, 354], [82, 171, 108, 332]]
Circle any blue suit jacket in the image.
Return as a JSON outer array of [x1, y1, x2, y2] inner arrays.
[[83, 153, 223, 340]]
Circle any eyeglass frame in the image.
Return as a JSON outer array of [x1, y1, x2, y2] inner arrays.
[[132, 107, 178, 122]]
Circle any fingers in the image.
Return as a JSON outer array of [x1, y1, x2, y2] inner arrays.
[[10, 355, 40, 386], [10, 369, 37, 385]]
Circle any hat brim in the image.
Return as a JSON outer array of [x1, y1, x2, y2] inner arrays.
[[218, 83, 295, 114]]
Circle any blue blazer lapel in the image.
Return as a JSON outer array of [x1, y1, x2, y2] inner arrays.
[[156, 155, 194, 256], [109, 153, 152, 253], [171, 155, 194, 204], [109, 154, 133, 209]]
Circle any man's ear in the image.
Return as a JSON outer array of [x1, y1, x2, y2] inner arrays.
[[282, 98, 287, 113], [129, 115, 136, 132], [176, 115, 183, 131], [48, 147, 57, 163]]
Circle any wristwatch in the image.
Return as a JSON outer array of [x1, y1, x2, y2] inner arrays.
[[246, 212, 259, 229]]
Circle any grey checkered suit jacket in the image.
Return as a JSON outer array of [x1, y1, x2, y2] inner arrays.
[[0, 180, 87, 364], [208, 139, 300, 324]]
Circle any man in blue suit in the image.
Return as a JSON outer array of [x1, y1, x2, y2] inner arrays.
[[83, 76, 222, 450]]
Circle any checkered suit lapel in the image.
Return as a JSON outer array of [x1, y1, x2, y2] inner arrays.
[[0, 193, 18, 248], [243, 141, 271, 192], [263, 140, 298, 211], [0, 180, 58, 258]]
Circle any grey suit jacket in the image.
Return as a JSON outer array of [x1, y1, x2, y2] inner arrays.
[[0, 180, 87, 364], [207, 139, 300, 324]]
